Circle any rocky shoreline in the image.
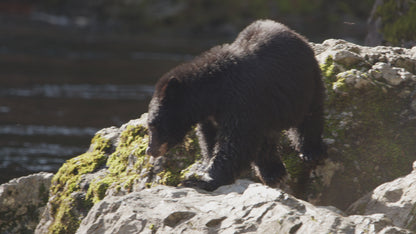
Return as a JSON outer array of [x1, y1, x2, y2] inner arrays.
[[2, 164, 416, 233]]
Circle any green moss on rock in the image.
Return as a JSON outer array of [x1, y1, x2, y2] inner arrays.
[[48, 134, 111, 233], [320, 55, 337, 79], [47, 119, 203, 233], [156, 130, 202, 186]]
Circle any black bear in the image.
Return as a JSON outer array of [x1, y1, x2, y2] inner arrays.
[[146, 19, 326, 191]]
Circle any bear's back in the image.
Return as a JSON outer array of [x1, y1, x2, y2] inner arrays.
[[229, 20, 310, 57]]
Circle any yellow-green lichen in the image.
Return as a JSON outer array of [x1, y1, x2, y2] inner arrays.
[[156, 130, 202, 186], [157, 171, 179, 186], [49, 196, 80, 234], [332, 76, 347, 93], [107, 125, 149, 174], [91, 125, 150, 197], [48, 134, 111, 234], [320, 55, 352, 108], [47, 121, 204, 233], [320, 55, 336, 80], [86, 176, 117, 204], [89, 124, 201, 193]]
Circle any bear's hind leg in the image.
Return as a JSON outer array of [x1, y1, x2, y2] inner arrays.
[[253, 138, 286, 187]]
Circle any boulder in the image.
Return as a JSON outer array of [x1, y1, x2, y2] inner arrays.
[[311, 39, 416, 209], [347, 161, 416, 231], [77, 180, 411, 234], [0, 172, 53, 234]]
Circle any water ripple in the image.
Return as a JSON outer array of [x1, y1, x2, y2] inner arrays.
[[0, 125, 98, 136], [0, 84, 155, 100]]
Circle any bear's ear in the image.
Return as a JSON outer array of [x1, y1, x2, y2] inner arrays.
[[166, 77, 183, 95], [167, 77, 181, 89]]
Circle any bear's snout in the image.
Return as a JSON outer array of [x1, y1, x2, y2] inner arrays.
[[146, 143, 168, 156]]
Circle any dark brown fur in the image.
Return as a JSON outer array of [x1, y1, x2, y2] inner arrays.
[[147, 20, 326, 191]]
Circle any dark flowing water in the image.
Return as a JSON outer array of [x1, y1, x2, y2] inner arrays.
[[0, 18, 220, 184]]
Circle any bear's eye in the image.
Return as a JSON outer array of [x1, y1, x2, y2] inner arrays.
[[148, 124, 156, 131]]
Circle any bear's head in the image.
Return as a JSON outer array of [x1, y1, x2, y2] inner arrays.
[[146, 76, 190, 157]]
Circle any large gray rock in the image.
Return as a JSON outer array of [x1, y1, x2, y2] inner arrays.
[[310, 39, 416, 209], [76, 180, 411, 234], [0, 172, 53, 234], [347, 161, 416, 231]]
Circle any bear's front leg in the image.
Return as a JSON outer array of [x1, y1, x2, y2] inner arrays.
[[182, 129, 254, 191], [196, 119, 218, 159], [182, 150, 241, 191]]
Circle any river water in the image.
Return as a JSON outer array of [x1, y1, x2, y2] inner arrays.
[[0, 19, 219, 183]]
